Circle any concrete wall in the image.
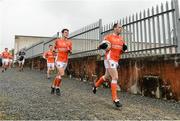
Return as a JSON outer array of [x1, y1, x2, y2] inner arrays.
[[25, 53, 180, 101], [68, 54, 180, 101]]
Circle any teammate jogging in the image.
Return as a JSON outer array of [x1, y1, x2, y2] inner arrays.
[[93, 23, 127, 108], [8, 53, 13, 68], [51, 29, 72, 96], [43, 45, 55, 79], [1, 48, 11, 72], [18, 49, 26, 71]]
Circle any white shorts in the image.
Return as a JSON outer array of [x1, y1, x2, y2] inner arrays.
[[2, 59, 9, 65], [47, 63, 55, 70], [9, 59, 13, 63], [18, 59, 25, 65], [56, 61, 67, 70], [104, 60, 119, 69]]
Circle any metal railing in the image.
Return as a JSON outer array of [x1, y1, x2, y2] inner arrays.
[[69, 20, 102, 58], [70, 0, 180, 59], [25, 33, 59, 58], [101, 0, 180, 59], [24, 0, 180, 60]]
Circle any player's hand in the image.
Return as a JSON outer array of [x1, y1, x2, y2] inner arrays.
[[122, 44, 127, 52], [98, 43, 108, 50]]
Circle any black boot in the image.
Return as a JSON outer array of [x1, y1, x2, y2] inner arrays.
[[92, 85, 97, 94], [56, 88, 61, 96], [51, 87, 55, 94], [113, 99, 122, 108]]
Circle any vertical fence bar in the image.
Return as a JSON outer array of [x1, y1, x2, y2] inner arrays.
[[148, 8, 152, 54], [125, 17, 129, 58], [140, 12, 143, 55], [161, 3, 167, 54], [132, 15, 136, 54], [122, 18, 125, 40], [125, 16, 129, 57], [129, 16, 132, 53], [99, 19, 103, 42], [152, 7, 157, 55], [88, 26, 90, 51], [109, 23, 111, 35], [86, 26, 88, 51], [171, 0, 176, 47], [156, 5, 162, 54], [166, 1, 172, 54], [86, 26, 89, 51], [173, 0, 180, 53], [136, 13, 139, 56], [143, 10, 148, 54]]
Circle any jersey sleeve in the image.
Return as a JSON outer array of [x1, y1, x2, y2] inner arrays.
[[2, 52, 5, 58], [104, 35, 110, 42]]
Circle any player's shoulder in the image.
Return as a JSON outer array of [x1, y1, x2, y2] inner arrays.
[[104, 34, 114, 40], [55, 38, 62, 42]]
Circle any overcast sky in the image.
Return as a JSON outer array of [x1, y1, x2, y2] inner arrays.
[[0, 0, 176, 52]]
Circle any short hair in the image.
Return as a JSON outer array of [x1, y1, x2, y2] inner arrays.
[[5, 48, 8, 50], [113, 23, 121, 29], [61, 29, 69, 33]]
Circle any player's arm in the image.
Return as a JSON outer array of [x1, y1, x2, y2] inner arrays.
[[43, 52, 47, 59], [1, 52, 4, 58], [52, 48, 57, 58], [98, 36, 110, 50], [8, 52, 11, 58]]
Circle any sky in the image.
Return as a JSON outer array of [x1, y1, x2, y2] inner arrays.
[[0, 0, 177, 52]]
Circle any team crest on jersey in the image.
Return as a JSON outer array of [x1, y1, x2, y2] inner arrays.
[[111, 64, 114, 67]]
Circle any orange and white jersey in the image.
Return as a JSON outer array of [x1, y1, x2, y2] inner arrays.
[[43, 50, 55, 63], [1, 51, 10, 59], [104, 34, 125, 62], [54, 38, 72, 63]]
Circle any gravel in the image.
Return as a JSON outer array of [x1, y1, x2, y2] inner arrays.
[[0, 68, 180, 120]]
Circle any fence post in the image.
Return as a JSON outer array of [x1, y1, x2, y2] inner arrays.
[[99, 19, 103, 41], [174, 0, 180, 53]]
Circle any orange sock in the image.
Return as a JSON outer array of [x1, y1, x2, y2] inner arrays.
[[95, 76, 105, 87], [56, 79, 62, 88], [52, 78, 59, 88], [111, 80, 118, 101], [52, 78, 56, 88]]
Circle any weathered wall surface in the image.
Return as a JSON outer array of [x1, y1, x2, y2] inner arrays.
[[67, 54, 180, 101], [25, 54, 180, 101]]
